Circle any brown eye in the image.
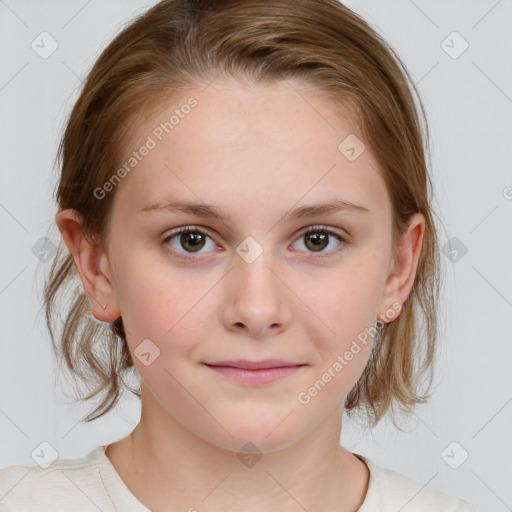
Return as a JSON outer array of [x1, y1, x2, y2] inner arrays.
[[178, 231, 206, 252], [163, 227, 216, 259], [304, 231, 329, 252], [293, 226, 346, 255]]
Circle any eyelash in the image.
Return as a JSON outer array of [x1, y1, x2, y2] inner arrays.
[[162, 225, 348, 261]]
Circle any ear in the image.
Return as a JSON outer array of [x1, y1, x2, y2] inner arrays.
[[55, 209, 120, 323], [378, 213, 425, 323]]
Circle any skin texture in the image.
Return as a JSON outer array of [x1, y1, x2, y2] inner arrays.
[[56, 76, 425, 511]]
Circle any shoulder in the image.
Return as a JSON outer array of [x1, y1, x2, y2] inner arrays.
[[0, 447, 114, 512], [356, 454, 478, 512]]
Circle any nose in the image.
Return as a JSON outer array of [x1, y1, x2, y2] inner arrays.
[[221, 248, 293, 339]]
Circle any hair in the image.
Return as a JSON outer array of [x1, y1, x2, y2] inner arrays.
[[44, 0, 443, 430]]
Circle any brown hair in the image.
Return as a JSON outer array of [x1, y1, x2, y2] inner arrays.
[[44, 0, 443, 429]]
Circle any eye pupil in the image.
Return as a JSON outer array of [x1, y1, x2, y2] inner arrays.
[[181, 232, 205, 252], [305, 231, 328, 251]]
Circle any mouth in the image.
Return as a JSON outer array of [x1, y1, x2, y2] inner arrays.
[[202, 360, 307, 386]]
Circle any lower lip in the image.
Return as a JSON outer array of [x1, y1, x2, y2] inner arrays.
[[204, 364, 305, 385]]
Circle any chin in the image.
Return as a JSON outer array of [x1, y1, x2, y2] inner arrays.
[[194, 413, 305, 455]]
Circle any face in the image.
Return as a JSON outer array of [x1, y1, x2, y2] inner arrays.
[[92, 76, 404, 453]]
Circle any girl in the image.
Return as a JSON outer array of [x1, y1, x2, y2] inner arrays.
[[0, 0, 477, 510]]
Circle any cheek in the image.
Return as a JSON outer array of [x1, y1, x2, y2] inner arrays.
[[293, 270, 381, 409], [113, 252, 216, 356], [110, 251, 175, 335], [116, 269, 205, 394], [301, 256, 386, 358]]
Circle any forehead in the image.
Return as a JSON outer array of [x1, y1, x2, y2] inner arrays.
[[111, 76, 390, 223]]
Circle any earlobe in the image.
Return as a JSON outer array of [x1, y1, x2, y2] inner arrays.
[[378, 213, 425, 323], [55, 209, 121, 323]]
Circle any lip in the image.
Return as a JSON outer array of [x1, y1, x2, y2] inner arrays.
[[203, 360, 307, 385], [205, 359, 303, 370]]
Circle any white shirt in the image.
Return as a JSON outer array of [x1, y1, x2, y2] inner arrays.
[[0, 446, 477, 511]]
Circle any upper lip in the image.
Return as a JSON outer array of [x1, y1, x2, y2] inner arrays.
[[204, 359, 306, 370]]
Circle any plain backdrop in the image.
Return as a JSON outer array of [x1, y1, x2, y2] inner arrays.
[[1, 1, 511, 510]]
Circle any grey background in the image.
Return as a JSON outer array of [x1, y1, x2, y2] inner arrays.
[[1, 1, 511, 510]]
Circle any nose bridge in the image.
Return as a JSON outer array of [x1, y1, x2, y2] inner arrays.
[[223, 238, 291, 334], [234, 240, 280, 302]]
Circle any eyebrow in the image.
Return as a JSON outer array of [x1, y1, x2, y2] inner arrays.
[[139, 198, 370, 222]]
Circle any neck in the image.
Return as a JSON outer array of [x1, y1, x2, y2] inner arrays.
[[106, 387, 369, 512]]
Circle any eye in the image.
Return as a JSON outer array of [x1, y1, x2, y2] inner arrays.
[[163, 226, 217, 260], [162, 225, 348, 261], [291, 225, 347, 256]]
